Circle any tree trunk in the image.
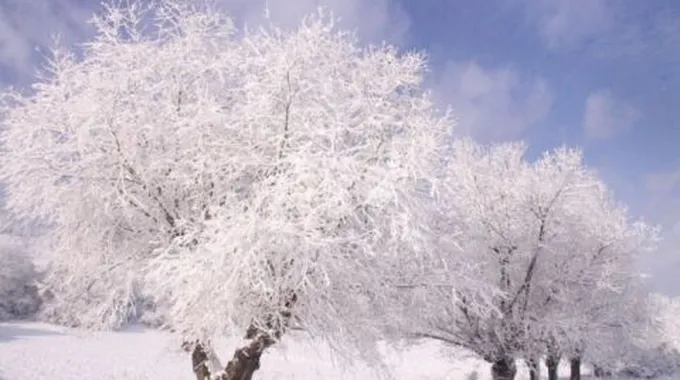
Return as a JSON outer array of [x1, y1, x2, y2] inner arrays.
[[222, 335, 269, 380], [545, 355, 560, 380], [527, 357, 540, 380], [569, 357, 581, 380], [189, 336, 269, 380], [491, 357, 517, 380], [188, 292, 297, 380], [190, 342, 214, 380]]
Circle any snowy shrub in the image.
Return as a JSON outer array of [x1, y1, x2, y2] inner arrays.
[[0, 234, 41, 320], [616, 294, 680, 379], [37, 246, 170, 329], [134, 295, 170, 329], [37, 261, 143, 329], [619, 343, 680, 379], [649, 294, 680, 352]]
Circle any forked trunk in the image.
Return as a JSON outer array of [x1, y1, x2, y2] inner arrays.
[[527, 357, 540, 380], [491, 356, 517, 380], [569, 357, 581, 380], [222, 335, 269, 380], [545, 354, 560, 380], [187, 293, 297, 380], [189, 328, 276, 380], [190, 342, 214, 380]]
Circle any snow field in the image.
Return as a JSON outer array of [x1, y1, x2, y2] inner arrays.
[[0, 321, 568, 380]]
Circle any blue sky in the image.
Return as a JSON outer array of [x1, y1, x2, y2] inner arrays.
[[1, 0, 678, 294]]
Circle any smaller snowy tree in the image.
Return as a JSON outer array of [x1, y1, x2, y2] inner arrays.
[[0, 1, 453, 379], [533, 273, 653, 380], [406, 140, 532, 380], [526, 189, 657, 380], [409, 139, 658, 380]]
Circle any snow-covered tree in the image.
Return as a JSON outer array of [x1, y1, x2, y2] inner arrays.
[[524, 177, 657, 380], [614, 293, 680, 379], [648, 293, 680, 352], [534, 273, 653, 380], [0, 2, 452, 379], [521, 149, 656, 380], [409, 139, 657, 380]]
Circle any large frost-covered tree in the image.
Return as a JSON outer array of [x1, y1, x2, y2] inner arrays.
[[0, 1, 452, 379], [410, 139, 657, 380]]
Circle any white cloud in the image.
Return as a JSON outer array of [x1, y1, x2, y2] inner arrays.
[[583, 89, 641, 140], [645, 171, 680, 238], [524, 0, 614, 51], [215, 0, 410, 45], [646, 170, 680, 196], [644, 170, 680, 237], [592, 165, 680, 296], [0, 12, 32, 71], [523, 0, 680, 66], [0, 0, 97, 83], [642, 170, 680, 295], [431, 60, 554, 142]]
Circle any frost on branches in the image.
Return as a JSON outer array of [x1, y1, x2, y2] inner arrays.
[[0, 1, 451, 379], [410, 139, 658, 380]]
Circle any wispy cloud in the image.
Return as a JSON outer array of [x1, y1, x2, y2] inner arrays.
[[645, 170, 680, 233], [216, 0, 411, 45], [0, 0, 98, 84], [0, 11, 32, 72], [583, 89, 641, 140], [646, 170, 680, 196], [642, 170, 680, 293], [522, 0, 680, 69], [432, 60, 554, 142], [525, 0, 614, 51]]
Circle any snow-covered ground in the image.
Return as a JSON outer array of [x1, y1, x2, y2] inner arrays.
[[0, 321, 630, 380]]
